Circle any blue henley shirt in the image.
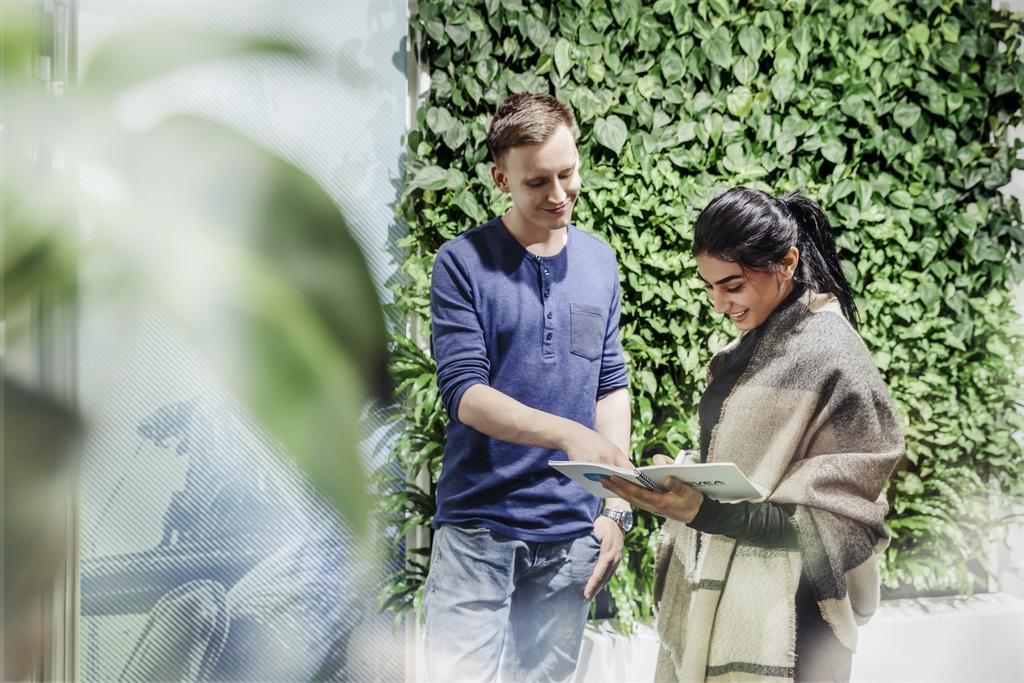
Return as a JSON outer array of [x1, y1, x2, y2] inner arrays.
[[429, 218, 629, 542]]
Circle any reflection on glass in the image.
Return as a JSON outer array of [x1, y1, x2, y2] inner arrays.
[[82, 392, 367, 680]]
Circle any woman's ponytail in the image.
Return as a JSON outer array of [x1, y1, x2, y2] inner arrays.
[[780, 191, 858, 327]]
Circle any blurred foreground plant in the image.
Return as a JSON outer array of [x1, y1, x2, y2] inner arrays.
[[3, 2, 388, 573]]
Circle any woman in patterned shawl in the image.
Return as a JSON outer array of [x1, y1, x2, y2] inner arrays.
[[602, 187, 903, 683]]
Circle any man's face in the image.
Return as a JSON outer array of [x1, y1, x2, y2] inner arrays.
[[492, 124, 581, 232]]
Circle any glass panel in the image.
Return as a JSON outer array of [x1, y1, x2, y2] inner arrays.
[[75, 2, 407, 680]]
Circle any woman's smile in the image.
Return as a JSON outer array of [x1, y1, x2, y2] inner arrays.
[[726, 309, 749, 322]]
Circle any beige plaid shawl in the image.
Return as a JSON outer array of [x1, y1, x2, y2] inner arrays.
[[653, 291, 903, 682]]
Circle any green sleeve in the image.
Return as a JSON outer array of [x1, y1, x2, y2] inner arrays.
[[688, 496, 799, 549]]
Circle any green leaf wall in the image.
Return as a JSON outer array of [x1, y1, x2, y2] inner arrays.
[[383, 0, 1024, 629]]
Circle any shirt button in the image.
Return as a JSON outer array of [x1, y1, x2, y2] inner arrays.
[[546, 332, 552, 340], [544, 289, 550, 297], [544, 269, 550, 276], [547, 312, 552, 319]]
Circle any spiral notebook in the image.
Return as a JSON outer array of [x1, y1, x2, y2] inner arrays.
[[548, 460, 766, 502]]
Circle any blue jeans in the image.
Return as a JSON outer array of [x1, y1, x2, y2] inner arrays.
[[423, 525, 601, 683]]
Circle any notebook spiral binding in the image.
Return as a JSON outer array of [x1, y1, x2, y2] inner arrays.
[[634, 470, 663, 493]]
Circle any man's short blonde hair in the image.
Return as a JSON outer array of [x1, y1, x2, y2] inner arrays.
[[486, 93, 578, 163]]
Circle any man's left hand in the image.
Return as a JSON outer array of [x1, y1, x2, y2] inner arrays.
[[583, 515, 624, 601]]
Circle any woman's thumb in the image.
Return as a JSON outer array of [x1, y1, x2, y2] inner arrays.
[[652, 453, 674, 466]]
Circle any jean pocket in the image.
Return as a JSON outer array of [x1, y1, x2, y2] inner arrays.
[[432, 525, 492, 566], [570, 303, 605, 361], [568, 534, 602, 580]]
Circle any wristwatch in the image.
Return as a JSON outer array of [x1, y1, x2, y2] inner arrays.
[[601, 508, 634, 534]]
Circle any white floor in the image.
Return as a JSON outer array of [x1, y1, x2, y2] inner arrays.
[[852, 593, 1024, 683], [573, 593, 1024, 683]]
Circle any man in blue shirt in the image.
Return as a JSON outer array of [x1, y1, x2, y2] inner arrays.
[[424, 93, 634, 682]]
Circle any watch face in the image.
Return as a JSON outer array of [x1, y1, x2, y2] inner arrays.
[[621, 512, 634, 531]]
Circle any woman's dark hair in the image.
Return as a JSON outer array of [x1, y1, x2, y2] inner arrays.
[[692, 186, 858, 326]]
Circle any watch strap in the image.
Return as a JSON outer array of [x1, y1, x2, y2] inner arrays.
[[601, 508, 632, 533]]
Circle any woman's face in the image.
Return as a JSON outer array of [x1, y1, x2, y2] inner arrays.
[[695, 249, 798, 331]]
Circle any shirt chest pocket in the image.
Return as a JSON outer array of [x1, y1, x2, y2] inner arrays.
[[570, 303, 605, 361]]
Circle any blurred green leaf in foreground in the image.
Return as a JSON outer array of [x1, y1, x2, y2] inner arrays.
[[2, 5, 389, 540]]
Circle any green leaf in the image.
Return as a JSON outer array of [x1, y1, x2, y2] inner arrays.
[[737, 25, 764, 61], [791, 23, 813, 57], [690, 90, 714, 113], [900, 473, 925, 496], [774, 47, 798, 74], [704, 26, 734, 69], [594, 115, 629, 155], [890, 190, 914, 208], [445, 22, 472, 47], [638, 74, 658, 99], [640, 369, 658, 396], [82, 25, 308, 94], [507, 70, 547, 94], [662, 51, 685, 83], [554, 38, 572, 77], [908, 23, 929, 46], [707, 0, 732, 17], [840, 96, 868, 121], [580, 23, 604, 46], [776, 133, 797, 155], [653, 0, 676, 14], [453, 189, 486, 223], [446, 168, 467, 191], [867, 0, 890, 15], [611, 0, 641, 27], [424, 19, 445, 44], [771, 71, 796, 104], [940, 17, 960, 43], [523, 14, 551, 49], [821, 138, 846, 164], [726, 86, 753, 118], [409, 165, 449, 191], [732, 57, 758, 85], [476, 57, 498, 84], [442, 121, 469, 150], [830, 179, 856, 202], [426, 106, 456, 135], [893, 103, 922, 130], [677, 120, 697, 143]]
